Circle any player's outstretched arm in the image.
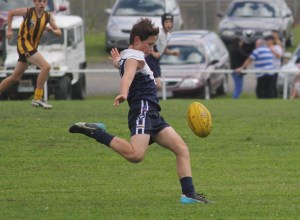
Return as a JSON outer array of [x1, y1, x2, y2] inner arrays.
[[114, 59, 138, 106], [48, 14, 62, 37], [6, 8, 27, 40]]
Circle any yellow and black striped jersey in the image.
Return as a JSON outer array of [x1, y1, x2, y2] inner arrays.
[[17, 7, 50, 55]]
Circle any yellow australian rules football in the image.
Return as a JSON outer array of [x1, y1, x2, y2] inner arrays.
[[187, 102, 212, 138]]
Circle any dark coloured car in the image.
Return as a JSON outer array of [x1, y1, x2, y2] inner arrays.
[[217, 0, 294, 54], [159, 30, 230, 99]]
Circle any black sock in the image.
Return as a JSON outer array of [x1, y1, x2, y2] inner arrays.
[[91, 129, 114, 147], [180, 177, 195, 197]]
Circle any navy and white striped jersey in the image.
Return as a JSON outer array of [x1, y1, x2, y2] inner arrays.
[[250, 45, 275, 78], [119, 49, 160, 110]]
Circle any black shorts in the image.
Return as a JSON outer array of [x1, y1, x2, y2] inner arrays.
[[128, 100, 169, 141], [17, 49, 37, 62]]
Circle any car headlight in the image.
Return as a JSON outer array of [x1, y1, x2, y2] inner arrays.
[[179, 78, 199, 88], [107, 21, 120, 33], [52, 65, 67, 72], [221, 30, 235, 37], [262, 30, 272, 37]]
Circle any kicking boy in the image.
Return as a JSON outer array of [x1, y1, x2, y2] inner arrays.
[[69, 18, 212, 204], [0, 0, 62, 109]]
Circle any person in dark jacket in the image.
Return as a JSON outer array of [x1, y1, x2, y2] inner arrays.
[[229, 38, 249, 99]]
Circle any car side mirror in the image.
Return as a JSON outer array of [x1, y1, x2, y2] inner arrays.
[[105, 8, 112, 15], [67, 37, 76, 48], [282, 52, 292, 64], [59, 5, 67, 12], [284, 14, 291, 18], [210, 60, 219, 65], [217, 12, 224, 18]]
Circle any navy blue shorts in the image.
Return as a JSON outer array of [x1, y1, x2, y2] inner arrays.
[[128, 100, 169, 141]]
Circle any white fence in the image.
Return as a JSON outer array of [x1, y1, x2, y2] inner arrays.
[[0, 68, 298, 100]]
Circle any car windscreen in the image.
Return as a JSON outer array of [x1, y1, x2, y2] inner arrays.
[[228, 1, 280, 18], [113, 0, 165, 16], [0, 0, 54, 12], [0, 0, 32, 10], [8, 29, 64, 46], [160, 45, 205, 65]]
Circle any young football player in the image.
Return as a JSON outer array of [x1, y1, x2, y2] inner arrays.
[[145, 13, 179, 89], [0, 0, 62, 109], [69, 18, 212, 204]]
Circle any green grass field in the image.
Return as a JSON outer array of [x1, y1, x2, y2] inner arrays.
[[0, 98, 299, 219]]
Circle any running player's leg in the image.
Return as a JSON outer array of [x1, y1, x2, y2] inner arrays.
[[27, 52, 52, 109], [0, 61, 28, 94], [27, 52, 51, 99]]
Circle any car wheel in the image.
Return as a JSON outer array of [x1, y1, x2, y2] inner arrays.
[[55, 75, 72, 100], [72, 73, 86, 100], [200, 80, 211, 100], [286, 32, 294, 47], [216, 75, 228, 95], [281, 36, 287, 48], [0, 91, 8, 100]]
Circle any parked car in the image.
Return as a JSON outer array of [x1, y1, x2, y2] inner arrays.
[[105, 0, 183, 51], [159, 30, 230, 99], [0, 15, 86, 100], [217, 0, 294, 54], [277, 45, 300, 98], [0, 0, 70, 51]]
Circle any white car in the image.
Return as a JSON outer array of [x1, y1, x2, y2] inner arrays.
[[1, 15, 86, 100], [105, 0, 183, 51]]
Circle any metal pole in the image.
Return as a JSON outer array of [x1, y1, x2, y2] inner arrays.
[[202, 0, 207, 29], [283, 73, 288, 100], [44, 82, 48, 101], [162, 74, 167, 101], [81, 0, 85, 20], [216, 0, 221, 13]]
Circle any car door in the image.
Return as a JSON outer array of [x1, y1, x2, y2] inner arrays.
[[203, 34, 228, 92], [280, 0, 294, 46], [66, 27, 79, 70]]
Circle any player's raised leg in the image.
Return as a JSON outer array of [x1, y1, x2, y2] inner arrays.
[[0, 61, 28, 95], [27, 52, 52, 109], [69, 122, 150, 163]]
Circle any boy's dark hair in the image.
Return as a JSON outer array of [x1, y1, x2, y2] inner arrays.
[[129, 18, 159, 45]]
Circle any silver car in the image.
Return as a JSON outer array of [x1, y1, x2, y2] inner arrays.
[[217, 0, 294, 53], [159, 30, 230, 99], [105, 0, 183, 51]]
